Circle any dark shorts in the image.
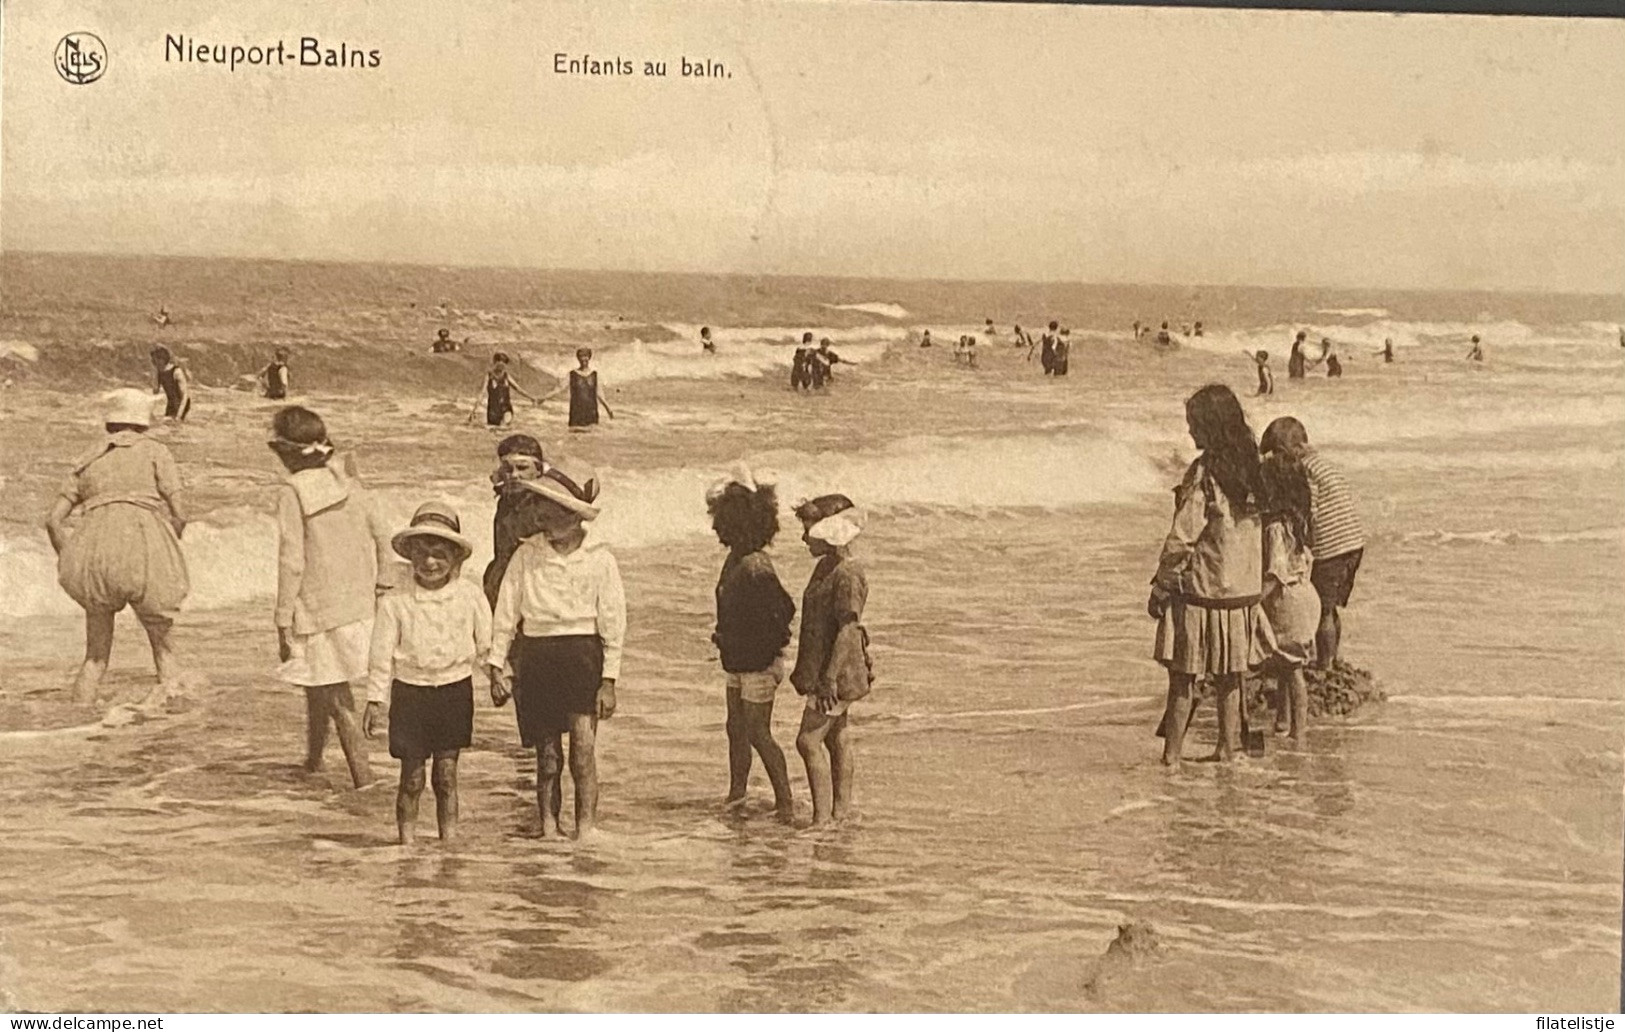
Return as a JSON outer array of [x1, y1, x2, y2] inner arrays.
[[388, 678, 474, 760], [512, 635, 603, 746], [1310, 548, 1363, 610]]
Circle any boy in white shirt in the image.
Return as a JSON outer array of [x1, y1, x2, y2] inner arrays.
[[364, 502, 493, 846], [488, 459, 626, 840]]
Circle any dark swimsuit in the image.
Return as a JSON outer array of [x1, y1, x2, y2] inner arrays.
[[486, 371, 514, 426], [157, 364, 189, 420], [568, 369, 599, 427], [263, 362, 288, 400]]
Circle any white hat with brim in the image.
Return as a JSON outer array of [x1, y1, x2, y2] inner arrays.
[[391, 502, 474, 562], [103, 388, 158, 429], [515, 461, 601, 520]]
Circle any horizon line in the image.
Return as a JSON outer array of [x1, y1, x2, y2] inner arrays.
[[2, 246, 1620, 301]]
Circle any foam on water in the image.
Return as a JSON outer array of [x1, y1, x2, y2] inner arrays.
[[821, 302, 911, 320], [1188, 318, 1623, 357]]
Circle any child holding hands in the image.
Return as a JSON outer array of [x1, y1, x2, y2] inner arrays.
[[364, 502, 493, 845]]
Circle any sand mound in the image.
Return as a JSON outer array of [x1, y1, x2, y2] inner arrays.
[[1303, 658, 1385, 717]]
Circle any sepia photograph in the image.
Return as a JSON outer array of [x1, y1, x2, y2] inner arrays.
[[1, 0, 1622, 1015]]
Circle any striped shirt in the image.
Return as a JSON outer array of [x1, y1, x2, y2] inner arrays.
[[1301, 447, 1365, 560]]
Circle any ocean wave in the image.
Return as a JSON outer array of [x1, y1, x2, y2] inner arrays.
[[1381, 527, 1625, 548], [0, 429, 1163, 618], [822, 302, 910, 320], [1186, 318, 1623, 357], [531, 335, 895, 384], [1314, 308, 1391, 319], [0, 340, 39, 363]]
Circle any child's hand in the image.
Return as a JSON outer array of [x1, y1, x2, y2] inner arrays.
[[1146, 588, 1168, 621], [487, 664, 510, 707], [362, 701, 383, 739], [815, 681, 839, 715], [277, 627, 292, 663], [596, 678, 617, 720]]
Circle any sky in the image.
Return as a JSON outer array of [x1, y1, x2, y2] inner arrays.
[[3, 0, 1622, 292]]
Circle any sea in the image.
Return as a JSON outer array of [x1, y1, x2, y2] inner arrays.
[[0, 253, 1621, 1011]]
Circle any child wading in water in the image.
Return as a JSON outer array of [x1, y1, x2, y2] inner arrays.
[[482, 434, 547, 609], [46, 389, 191, 703], [1257, 454, 1320, 742], [270, 406, 396, 788], [1149, 384, 1271, 765], [707, 466, 797, 818], [790, 494, 874, 825], [488, 459, 626, 839], [364, 503, 492, 845]]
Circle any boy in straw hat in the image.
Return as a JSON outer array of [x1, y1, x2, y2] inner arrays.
[[488, 457, 625, 840], [790, 494, 874, 826], [363, 502, 493, 845]]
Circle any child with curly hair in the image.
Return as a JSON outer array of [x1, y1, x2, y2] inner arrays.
[[707, 466, 796, 818]]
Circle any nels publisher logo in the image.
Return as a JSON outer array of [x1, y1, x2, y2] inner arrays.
[[55, 32, 108, 85]]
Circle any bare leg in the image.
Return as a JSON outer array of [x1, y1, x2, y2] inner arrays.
[[303, 686, 330, 772], [568, 714, 600, 838], [137, 612, 180, 686], [1159, 673, 1196, 766], [536, 737, 565, 838], [1287, 668, 1309, 743], [1315, 605, 1341, 670], [796, 708, 835, 825], [1272, 674, 1290, 734], [742, 698, 793, 817], [396, 757, 426, 845], [328, 683, 374, 788], [724, 684, 751, 804], [74, 609, 116, 704], [1213, 674, 1241, 762], [431, 751, 459, 842], [826, 712, 854, 821]]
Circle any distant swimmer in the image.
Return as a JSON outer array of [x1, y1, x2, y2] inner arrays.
[[260, 347, 291, 400], [1182, 325, 1192, 336], [567, 348, 613, 427], [1040, 321, 1060, 374], [815, 338, 844, 385], [432, 328, 461, 354], [1133, 320, 1141, 339], [1466, 334, 1484, 362], [477, 352, 538, 428], [919, 329, 933, 349], [1288, 331, 1308, 379], [1326, 353, 1343, 378], [791, 348, 812, 390], [985, 318, 996, 337], [701, 326, 716, 354], [1156, 322, 1172, 348], [149, 345, 191, 422], [1375, 338, 1395, 364], [152, 306, 171, 329], [1318, 338, 1334, 366], [1012, 324, 1030, 351], [1193, 321, 1205, 338], [1051, 328, 1070, 377], [1251, 350, 1274, 395]]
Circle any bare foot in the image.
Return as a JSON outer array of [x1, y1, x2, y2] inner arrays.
[[71, 666, 104, 706], [574, 820, 597, 841], [774, 804, 796, 824], [722, 795, 748, 810], [539, 820, 565, 840], [398, 825, 416, 847]]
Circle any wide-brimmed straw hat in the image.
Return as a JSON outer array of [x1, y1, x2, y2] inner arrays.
[[705, 462, 778, 504], [103, 388, 159, 428], [515, 458, 601, 520], [392, 501, 474, 562], [795, 493, 865, 547]]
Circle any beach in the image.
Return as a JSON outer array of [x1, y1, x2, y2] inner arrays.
[[1, 253, 1622, 1011]]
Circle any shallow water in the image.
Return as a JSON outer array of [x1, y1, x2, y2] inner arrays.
[[0, 258, 1621, 1011]]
